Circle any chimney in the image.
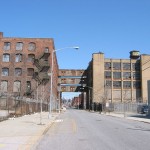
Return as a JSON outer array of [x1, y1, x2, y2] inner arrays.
[[0, 32, 3, 38]]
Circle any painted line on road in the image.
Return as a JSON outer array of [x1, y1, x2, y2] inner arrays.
[[72, 119, 77, 133]]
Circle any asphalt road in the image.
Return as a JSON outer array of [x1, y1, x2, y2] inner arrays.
[[33, 109, 150, 150]]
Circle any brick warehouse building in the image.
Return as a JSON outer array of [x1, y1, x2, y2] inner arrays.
[[83, 51, 150, 110], [0, 32, 59, 115]]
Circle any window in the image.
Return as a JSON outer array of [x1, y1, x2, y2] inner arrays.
[[1, 81, 8, 92], [123, 81, 131, 88], [15, 54, 22, 62], [15, 68, 22, 76], [105, 80, 112, 87], [113, 72, 121, 79], [28, 42, 36, 51], [45, 47, 49, 52], [26, 81, 31, 93], [27, 54, 35, 62], [113, 62, 121, 70], [105, 71, 111, 78], [27, 68, 34, 76], [105, 62, 111, 70], [13, 81, 21, 92], [70, 86, 75, 92], [16, 42, 23, 50], [2, 68, 9, 76], [113, 81, 121, 88], [123, 72, 131, 79], [3, 42, 11, 50], [3, 54, 10, 62], [123, 63, 131, 70]]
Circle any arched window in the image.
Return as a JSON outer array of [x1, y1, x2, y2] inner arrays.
[[13, 81, 21, 92], [2, 68, 9, 76], [27, 68, 34, 76], [3, 54, 10, 62], [28, 42, 36, 51], [1, 80, 8, 92], [27, 54, 35, 62], [45, 47, 49, 52], [15, 68, 22, 76], [3, 42, 11, 50], [15, 54, 22, 62], [16, 42, 23, 50]]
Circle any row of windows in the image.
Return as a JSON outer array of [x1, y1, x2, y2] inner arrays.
[[1, 68, 34, 76], [3, 42, 50, 52], [105, 80, 141, 88], [105, 62, 140, 71], [2, 53, 35, 62], [1, 80, 31, 92], [105, 71, 140, 80]]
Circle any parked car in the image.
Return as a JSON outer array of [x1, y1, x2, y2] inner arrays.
[[137, 105, 149, 114]]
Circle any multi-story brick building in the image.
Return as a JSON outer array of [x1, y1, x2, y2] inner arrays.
[[84, 51, 150, 109], [0, 32, 59, 114]]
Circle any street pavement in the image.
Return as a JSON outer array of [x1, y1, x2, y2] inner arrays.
[[0, 112, 59, 150], [0, 110, 150, 150]]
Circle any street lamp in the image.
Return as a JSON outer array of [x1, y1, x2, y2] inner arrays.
[[48, 46, 79, 118]]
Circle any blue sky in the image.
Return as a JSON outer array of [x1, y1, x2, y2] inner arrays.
[[1, 0, 150, 98]]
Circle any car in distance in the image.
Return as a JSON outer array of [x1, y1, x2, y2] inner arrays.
[[137, 105, 149, 114]]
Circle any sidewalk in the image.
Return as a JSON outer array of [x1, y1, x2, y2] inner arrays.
[[0, 112, 59, 150], [104, 112, 150, 123]]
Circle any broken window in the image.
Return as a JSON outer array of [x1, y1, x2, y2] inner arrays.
[[105, 62, 111, 70], [105, 71, 111, 78], [28, 42, 36, 51], [3, 42, 11, 50], [113, 72, 121, 79], [15, 54, 22, 62], [123, 72, 131, 79], [27, 54, 35, 62], [3, 54, 10, 62], [123, 63, 131, 70], [15, 68, 22, 76], [105, 80, 112, 87], [2, 68, 9, 76], [16, 42, 23, 50], [113, 62, 121, 70], [123, 81, 131, 88], [113, 81, 121, 88]]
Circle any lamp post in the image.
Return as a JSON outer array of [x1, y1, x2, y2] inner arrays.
[[48, 46, 79, 118]]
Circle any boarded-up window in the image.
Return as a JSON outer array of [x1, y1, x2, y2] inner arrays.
[[1, 81, 8, 92], [27, 68, 34, 76], [13, 81, 21, 92]]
